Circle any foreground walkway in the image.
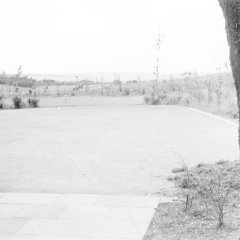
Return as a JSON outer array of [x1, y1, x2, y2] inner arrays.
[[0, 193, 166, 240]]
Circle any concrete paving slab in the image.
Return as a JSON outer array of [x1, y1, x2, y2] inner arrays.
[[0, 218, 31, 234], [124, 208, 155, 223], [106, 207, 155, 223], [68, 219, 141, 238], [0, 205, 24, 218], [95, 195, 159, 208], [38, 236, 139, 240], [17, 219, 76, 235], [0, 194, 60, 205], [0, 233, 39, 239], [0, 193, 159, 239], [34, 235, 139, 240], [134, 221, 151, 236], [13, 205, 67, 219], [0, 234, 140, 240], [53, 194, 99, 205], [59, 206, 112, 220], [104, 207, 132, 222], [0, 234, 117, 240]]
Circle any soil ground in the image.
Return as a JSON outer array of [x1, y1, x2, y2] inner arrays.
[[144, 202, 240, 240]]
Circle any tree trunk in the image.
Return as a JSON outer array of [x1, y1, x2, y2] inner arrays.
[[218, 0, 240, 150]]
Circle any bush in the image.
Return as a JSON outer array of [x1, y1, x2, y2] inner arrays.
[[144, 95, 151, 104], [165, 94, 182, 105], [0, 96, 3, 109], [12, 96, 22, 109], [144, 93, 166, 105], [144, 92, 181, 105], [123, 87, 130, 96], [27, 98, 39, 108], [169, 160, 240, 227]]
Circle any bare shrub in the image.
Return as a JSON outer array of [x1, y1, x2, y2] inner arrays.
[[123, 87, 130, 96], [215, 79, 224, 111], [170, 161, 240, 227], [12, 96, 23, 109], [0, 96, 3, 109], [144, 92, 166, 105], [205, 79, 214, 106], [165, 94, 182, 105], [27, 98, 39, 108]]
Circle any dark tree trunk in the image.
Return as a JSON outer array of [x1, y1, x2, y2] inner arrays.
[[218, 0, 240, 150]]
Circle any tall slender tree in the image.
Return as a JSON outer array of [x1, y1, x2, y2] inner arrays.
[[218, 0, 240, 149], [154, 33, 161, 90]]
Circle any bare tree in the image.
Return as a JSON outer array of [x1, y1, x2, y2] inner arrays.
[[215, 77, 224, 111], [17, 65, 22, 78], [205, 78, 214, 107], [154, 33, 161, 91], [218, 0, 240, 149]]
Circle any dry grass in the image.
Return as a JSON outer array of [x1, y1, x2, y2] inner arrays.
[[0, 73, 238, 120], [144, 73, 238, 119]]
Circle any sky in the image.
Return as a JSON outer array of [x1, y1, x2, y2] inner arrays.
[[0, 0, 230, 75]]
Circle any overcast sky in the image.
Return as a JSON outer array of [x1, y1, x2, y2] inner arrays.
[[0, 0, 229, 75]]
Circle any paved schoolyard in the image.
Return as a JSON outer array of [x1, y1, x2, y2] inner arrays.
[[0, 105, 238, 195], [0, 192, 166, 239], [0, 105, 238, 239]]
